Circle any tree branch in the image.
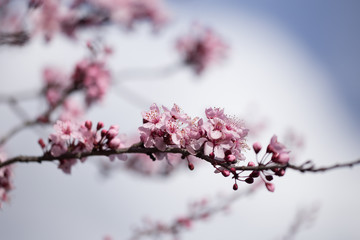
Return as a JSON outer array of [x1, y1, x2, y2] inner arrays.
[[1, 142, 359, 175], [0, 31, 30, 46]]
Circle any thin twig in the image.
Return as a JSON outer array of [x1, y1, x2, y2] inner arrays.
[[0, 85, 78, 145], [130, 184, 260, 240], [115, 62, 183, 83], [0, 89, 42, 104]]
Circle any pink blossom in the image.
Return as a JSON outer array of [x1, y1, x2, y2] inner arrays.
[[201, 107, 248, 160], [176, 25, 228, 74], [71, 59, 111, 106], [46, 120, 127, 173], [31, 0, 61, 41], [139, 104, 248, 163], [53, 120, 80, 141], [59, 99, 84, 121], [42, 66, 69, 107], [58, 158, 77, 174], [267, 135, 290, 164]]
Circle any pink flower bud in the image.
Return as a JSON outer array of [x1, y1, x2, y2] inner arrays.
[[109, 125, 119, 131], [97, 122, 104, 130], [225, 154, 236, 163], [209, 152, 215, 159], [108, 138, 121, 149], [265, 182, 275, 192], [222, 170, 230, 177], [101, 129, 107, 138], [233, 183, 238, 191], [253, 142, 262, 154], [266, 144, 274, 153], [248, 161, 255, 167], [106, 129, 118, 140], [85, 120, 92, 130], [277, 153, 290, 164]]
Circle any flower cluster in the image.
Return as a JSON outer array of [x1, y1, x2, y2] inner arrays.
[[92, 0, 169, 30], [138, 104, 248, 164], [0, 149, 12, 208], [43, 66, 70, 107], [243, 135, 291, 192], [42, 57, 110, 113], [28, 0, 169, 41], [176, 25, 228, 74], [40, 120, 125, 174], [72, 59, 111, 106]]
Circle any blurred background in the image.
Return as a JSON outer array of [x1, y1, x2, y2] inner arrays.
[[0, 0, 360, 239]]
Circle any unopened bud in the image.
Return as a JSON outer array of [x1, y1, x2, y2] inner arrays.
[[188, 162, 194, 170], [225, 154, 236, 163], [222, 170, 230, 177], [250, 171, 260, 178], [38, 138, 46, 149], [265, 175, 273, 181], [101, 129, 107, 138], [248, 161, 255, 167], [277, 153, 290, 164], [106, 129, 118, 140], [265, 182, 275, 192], [85, 120, 92, 130], [108, 138, 121, 149], [253, 142, 262, 154], [245, 177, 254, 184], [209, 152, 215, 159], [275, 169, 286, 177], [97, 122, 104, 130], [233, 183, 238, 191]]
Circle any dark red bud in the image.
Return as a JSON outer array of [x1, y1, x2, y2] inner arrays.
[[245, 177, 254, 184], [267, 144, 274, 153], [252, 142, 262, 154], [97, 122, 104, 130], [209, 152, 215, 159], [275, 169, 286, 177], [188, 163, 194, 171], [225, 150, 232, 156], [85, 120, 92, 130], [250, 171, 260, 178], [265, 175, 273, 181], [233, 183, 238, 191], [38, 138, 46, 149]]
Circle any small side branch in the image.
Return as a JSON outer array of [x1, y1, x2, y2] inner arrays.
[[0, 31, 30, 46]]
